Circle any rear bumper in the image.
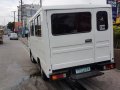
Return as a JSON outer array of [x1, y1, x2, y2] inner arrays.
[[50, 60, 115, 80], [70, 70, 104, 80], [10, 37, 18, 40]]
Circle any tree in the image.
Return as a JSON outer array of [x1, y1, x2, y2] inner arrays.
[[7, 22, 14, 32]]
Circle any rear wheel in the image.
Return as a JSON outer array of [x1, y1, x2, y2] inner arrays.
[[30, 52, 37, 64], [41, 69, 48, 81], [38, 59, 48, 81]]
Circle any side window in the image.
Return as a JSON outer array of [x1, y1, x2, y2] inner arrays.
[[35, 15, 41, 37], [97, 11, 108, 31], [35, 18, 37, 36], [30, 21, 34, 36]]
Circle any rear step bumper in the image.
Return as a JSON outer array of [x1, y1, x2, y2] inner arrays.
[[96, 62, 115, 70], [70, 70, 104, 80], [51, 60, 115, 80]]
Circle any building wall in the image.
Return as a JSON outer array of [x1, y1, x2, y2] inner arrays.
[[18, 4, 39, 23], [18, 4, 40, 36]]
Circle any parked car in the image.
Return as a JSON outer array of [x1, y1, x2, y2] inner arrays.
[[9, 33, 18, 40]]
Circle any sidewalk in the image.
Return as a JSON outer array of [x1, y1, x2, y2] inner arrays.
[[19, 37, 28, 47]]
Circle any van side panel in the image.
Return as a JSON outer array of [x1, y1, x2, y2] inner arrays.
[[28, 10, 52, 77], [41, 10, 52, 77]]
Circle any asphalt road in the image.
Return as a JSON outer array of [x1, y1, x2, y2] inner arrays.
[[0, 36, 37, 90], [1, 35, 120, 90]]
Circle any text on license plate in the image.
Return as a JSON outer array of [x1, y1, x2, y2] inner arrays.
[[75, 67, 91, 74]]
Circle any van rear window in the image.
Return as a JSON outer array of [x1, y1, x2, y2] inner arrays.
[[51, 12, 91, 36], [97, 11, 108, 31]]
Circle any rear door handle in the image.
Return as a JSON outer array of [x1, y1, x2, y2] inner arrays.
[[85, 39, 92, 43]]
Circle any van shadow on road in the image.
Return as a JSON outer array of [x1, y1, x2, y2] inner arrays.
[[11, 69, 48, 90], [11, 69, 72, 90]]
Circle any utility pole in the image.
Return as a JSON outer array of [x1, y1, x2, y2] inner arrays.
[[40, 0, 42, 7], [14, 11, 16, 24], [21, 0, 23, 25], [12, 11, 16, 32], [17, 6, 19, 22], [20, 0, 23, 37]]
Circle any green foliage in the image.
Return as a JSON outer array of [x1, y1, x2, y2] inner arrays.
[[7, 22, 14, 32], [114, 25, 120, 48]]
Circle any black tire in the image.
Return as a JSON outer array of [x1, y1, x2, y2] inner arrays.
[[30, 52, 37, 64], [38, 60, 49, 81], [41, 69, 49, 81]]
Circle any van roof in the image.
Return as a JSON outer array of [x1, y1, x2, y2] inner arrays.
[[42, 0, 108, 6], [41, 0, 111, 10], [41, 4, 111, 10], [29, 4, 111, 22]]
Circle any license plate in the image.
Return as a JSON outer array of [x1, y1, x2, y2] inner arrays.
[[75, 67, 91, 74]]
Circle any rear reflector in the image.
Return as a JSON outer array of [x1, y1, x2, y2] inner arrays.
[[51, 73, 66, 80]]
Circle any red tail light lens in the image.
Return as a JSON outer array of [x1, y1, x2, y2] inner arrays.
[[104, 63, 115, 70], [51, 73, 66, 80]]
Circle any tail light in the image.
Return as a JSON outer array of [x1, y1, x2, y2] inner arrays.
[[103, 63, 116, 70], [51, 73, 66, 80]]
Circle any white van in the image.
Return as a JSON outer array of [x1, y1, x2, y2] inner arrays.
[[28, 2, 115, 80]]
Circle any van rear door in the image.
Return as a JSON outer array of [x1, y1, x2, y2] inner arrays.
[[47, 9, 95, 70], [95, 8, 112, 63]]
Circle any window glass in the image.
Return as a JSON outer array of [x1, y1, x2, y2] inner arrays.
[[35, 18, 37, 35], [97, 11, 108, 31], [35, 15, 41, 37], [30, 20, 34, 36], [51, 12, 91, 36]]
